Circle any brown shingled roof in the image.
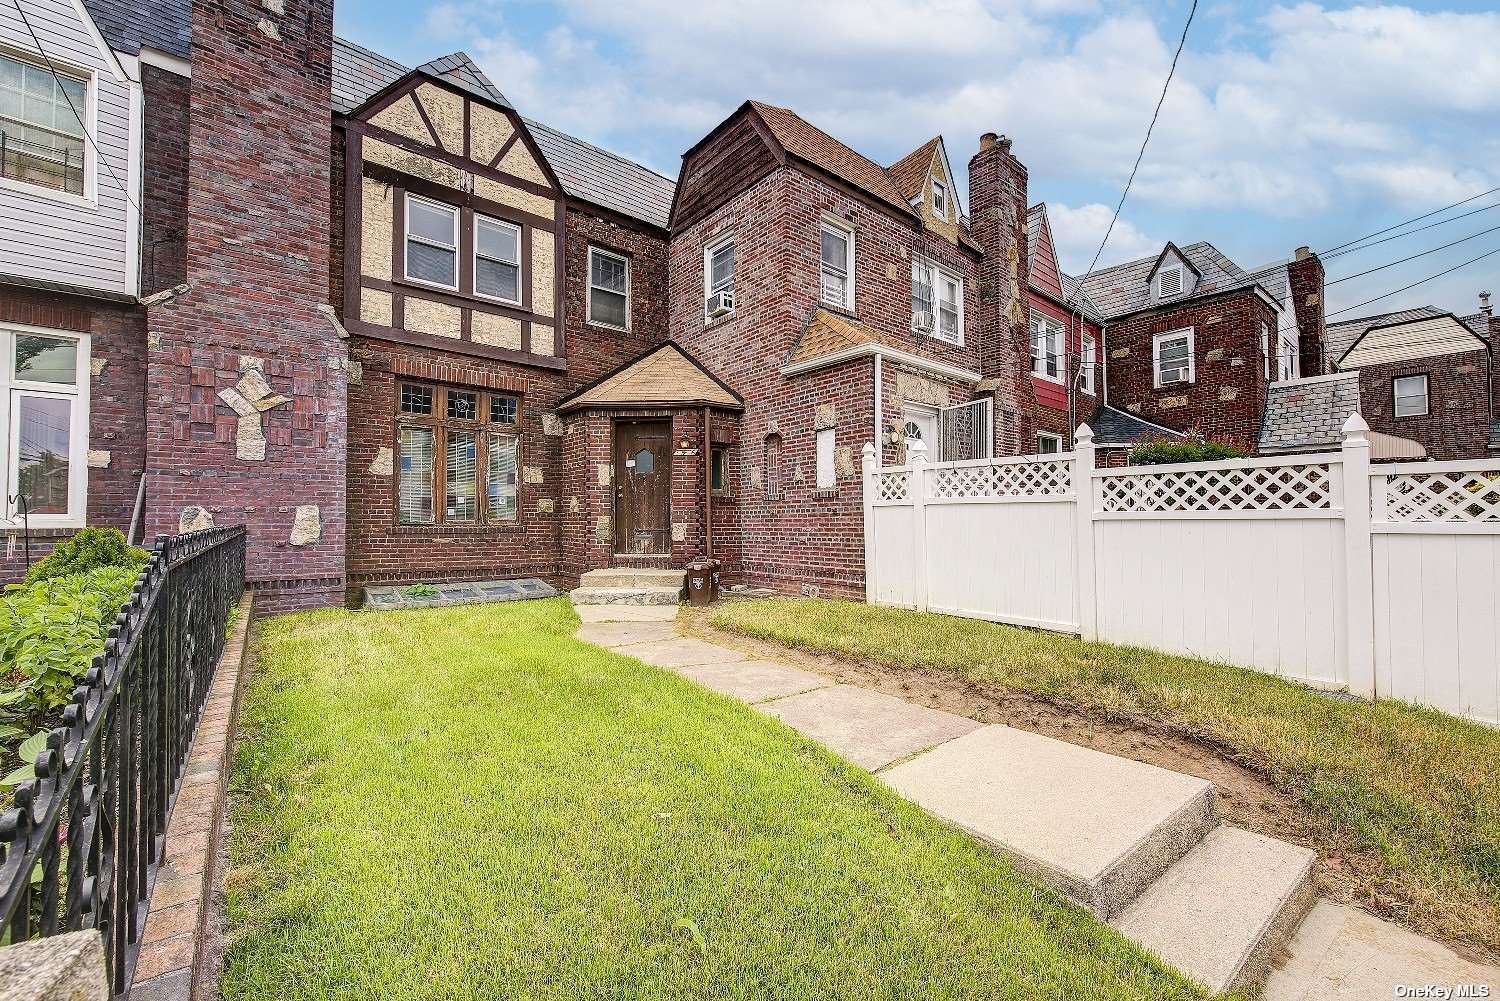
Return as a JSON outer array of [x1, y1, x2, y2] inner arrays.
[[558, 342, 742, 412], [887, 137, 940, 201], [748, 101, 915, 217], [787, 308, 902, 365]]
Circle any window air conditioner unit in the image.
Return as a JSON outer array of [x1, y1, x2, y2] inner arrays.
[[912, 310, 935, 334], [706, 289, 735, 317]]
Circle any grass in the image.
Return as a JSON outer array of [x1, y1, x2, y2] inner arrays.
[[224, 598, 1212, 1001], [708, 598, 1500, 956]]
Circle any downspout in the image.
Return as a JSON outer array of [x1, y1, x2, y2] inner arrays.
[[126, 470, 146, 546], [873, 352, 884, 467], [703, 406, 713, 560]]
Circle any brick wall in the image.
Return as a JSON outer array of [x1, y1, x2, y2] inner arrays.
[[1357, 350, 1494, 460], [140, 65, 189, 297], [563, 209, 670, 392], [144, 0, 346, 612], [1288, 250, 1327, 375], [1104, 290, 1278, 450]]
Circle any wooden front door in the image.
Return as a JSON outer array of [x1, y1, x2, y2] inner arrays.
[[614, 419, 672, 555]]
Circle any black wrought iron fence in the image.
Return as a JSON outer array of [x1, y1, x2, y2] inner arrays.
[[0, 526, 246, 996]]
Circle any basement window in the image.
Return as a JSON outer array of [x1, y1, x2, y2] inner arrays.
[[405, 195, 459, 291], [397, 382, 521, 525], [1393, 374, 1429, 418], [1036, 432, 1063, 455], [0, 325, 89, 527]]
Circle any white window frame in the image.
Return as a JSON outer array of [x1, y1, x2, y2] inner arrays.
[[1278, 330, 1298, 382], [403, 194, 460, 292], [1153, 327, 1195, 387], [1036, 432, 1063, 455], [0, 322, 90, 528], [1156, 265, 1185, 300], [931, 178, 948, 221], [818, 217, 854, 310], [1080, 333, 1096, 394], [586, 245, 631, 330], [913, 258, 964, 346], [1261, 322, 1270, 380], [0, 47, 97, 207], [815, 427, 836, 490], [1030, 312, 1063, 383], [1393, 374, 1429, 418], [472, 213, 522, 306], [703, 232, 734, 323]]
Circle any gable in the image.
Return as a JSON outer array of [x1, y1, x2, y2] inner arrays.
[[559, 343, 743, 411], [1338, 314, 1488, 369], [670, 106, 782, 231], [1026, 206, 1065, 302]]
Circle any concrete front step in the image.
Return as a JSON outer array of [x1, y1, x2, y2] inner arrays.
[[574, 604, 679, 623], [579, 568, 686, 589], [882, 725, 1216, 919], [1111, 825, 1316, 994], [569, 586, 681, 606]]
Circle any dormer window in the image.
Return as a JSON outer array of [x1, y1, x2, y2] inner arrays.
[[931, 179, 948, 221], [1157, 265, 1185, 300]]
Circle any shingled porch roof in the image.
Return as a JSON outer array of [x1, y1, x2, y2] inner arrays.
[[557, 343, 742, 413]]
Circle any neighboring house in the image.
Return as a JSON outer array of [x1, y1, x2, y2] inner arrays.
[[1023, 204, 1105, 454], [1327, 301, 1499, 460]]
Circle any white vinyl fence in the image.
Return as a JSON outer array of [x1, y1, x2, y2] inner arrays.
[[861, 416, 1500, 725]]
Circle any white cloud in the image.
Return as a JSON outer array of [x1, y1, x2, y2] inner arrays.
[[1045, 203, 1161, 273]]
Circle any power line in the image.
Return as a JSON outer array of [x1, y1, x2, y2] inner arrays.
[[1326, 222, 1500, 286], [1322, 200, 1500, 261], [1067, 0, 1199, 306], [1325, 244, 1500, 321], [7, 0, 140, 216], [1322, 184, 1500, 255]]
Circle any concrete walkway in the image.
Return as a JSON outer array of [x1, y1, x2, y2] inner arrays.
[[576, 605, 1500, 998]]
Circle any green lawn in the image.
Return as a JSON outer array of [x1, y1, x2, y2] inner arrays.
[[707, 598, 1500, 957], [224, 599, 1210, 1001]]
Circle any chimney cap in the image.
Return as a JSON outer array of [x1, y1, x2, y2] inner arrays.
[[1294, 246, 1312, 261], [1481, 290, 1493, 315], [979, 132, 998, 150]]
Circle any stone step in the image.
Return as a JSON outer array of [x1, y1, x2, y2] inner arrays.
[[882, 725, 1216, 918], [574, 604, 679, 623], [1111, 825, 1316, 994], [579, 568, 686, 590], [569, 586, 681, 607]]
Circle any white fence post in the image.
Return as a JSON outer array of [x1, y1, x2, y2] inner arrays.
[[1074, 424, 1099, 641], [860, 442, 877, 602], [908, 439, 930, 612], [1341, 413, 1377, 699]]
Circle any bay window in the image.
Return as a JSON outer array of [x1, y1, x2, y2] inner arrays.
[[0, 324, 88, 526], [396, 382, 521, 525]]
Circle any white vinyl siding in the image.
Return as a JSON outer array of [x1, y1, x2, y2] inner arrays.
[[1154, 328, 1195, 387], [0, 8, 138, 298], [1393, 374, 1428, 418]]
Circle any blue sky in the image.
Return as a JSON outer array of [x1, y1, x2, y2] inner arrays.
[[336, 1, 1500, 321]]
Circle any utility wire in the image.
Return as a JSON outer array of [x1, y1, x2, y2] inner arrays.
[[1322, 200, 1500, 261], [1325, 244, 1500, 320], [8, 0, 140, 215], [1322, 184, 1500, 255], [1326, 222, 1500, 286], [1067, 0, 1198, 305]]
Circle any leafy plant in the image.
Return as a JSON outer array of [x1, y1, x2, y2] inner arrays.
[[402, 584, 440, 598], [24, 527, 148, 585], [1, 730, 48, 787], [1128, 436, 1250, 466]]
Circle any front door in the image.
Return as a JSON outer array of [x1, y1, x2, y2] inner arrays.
[[614, 419, 672, 556], [902, 404, 939, 461]]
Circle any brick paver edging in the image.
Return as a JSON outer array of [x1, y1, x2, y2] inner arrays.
[[130, 592, 255, 1001]]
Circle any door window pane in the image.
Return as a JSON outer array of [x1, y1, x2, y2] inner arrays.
[[487, 435, 518, 521], [14, 334, 75, 384], [398, 426, 434, 523], [446, 430, 477, 520], [15, 394, 70, 514]]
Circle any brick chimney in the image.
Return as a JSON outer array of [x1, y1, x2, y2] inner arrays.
[[145, 0, 346, 610], [968, 133, 1033, 455], [1287, 246, 1326, 375]]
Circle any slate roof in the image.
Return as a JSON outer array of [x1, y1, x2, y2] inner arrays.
[[331, 38, 674, 229], [1324, 306, 1446, 371], [80, 0, 188, 58], [1075, 241, 1266, 320], [748, 101, 914, 218], [887, 137, 940, 201], [1258, 373, 1362, 454], [1087, 405, 1185, 447], [558, 342, 741, 412], [415, 52, 510, 109]]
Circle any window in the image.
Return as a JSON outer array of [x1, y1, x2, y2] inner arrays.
[[1030, 313, 1062, 382], [587, 246, 630, 329], [474, 215, 521, 303], [763, 433, 782, 499], [819, 220, 853, 309], [1393, 374, 1429, 418], [0, 325, 88, 526], [396, 382, 521, 525], [1278, 331, 1298, 382], [1036, 432, 1063, 455], [710, 446, 730, 495], [405, 195, 459, 290], [704, 234, 734, 320], [0, 52, 87, 197], [815, 428, 836, 490], [1154, 328, 1194, 387], [1080, 334, 1096, 394], [912, 259, 963, 344], [931, 179, 948, 221], [1261, 322, 1270, 380], [1157, 265, 1184, 300]]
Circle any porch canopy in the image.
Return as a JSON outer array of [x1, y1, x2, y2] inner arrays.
[[558, 342, 743, 413]]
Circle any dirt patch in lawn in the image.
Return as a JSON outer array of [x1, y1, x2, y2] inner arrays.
[[681, 607, 1497, 966]]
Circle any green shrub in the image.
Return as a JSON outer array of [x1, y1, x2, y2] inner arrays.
[[24, 527, 148, 585], [1128, 436, 1250, 466]]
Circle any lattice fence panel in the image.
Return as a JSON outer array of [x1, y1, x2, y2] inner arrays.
[[1099, 462, 1334, 513], [1380, 469, 1500, 523], [929, 459, 1072, 500], [877, 469, 910, 502]]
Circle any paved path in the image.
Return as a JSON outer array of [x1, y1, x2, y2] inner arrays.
[[575, 604, 1500, 998]]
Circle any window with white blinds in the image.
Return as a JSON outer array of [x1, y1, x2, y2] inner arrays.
[[396, 383, 521, 525]]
